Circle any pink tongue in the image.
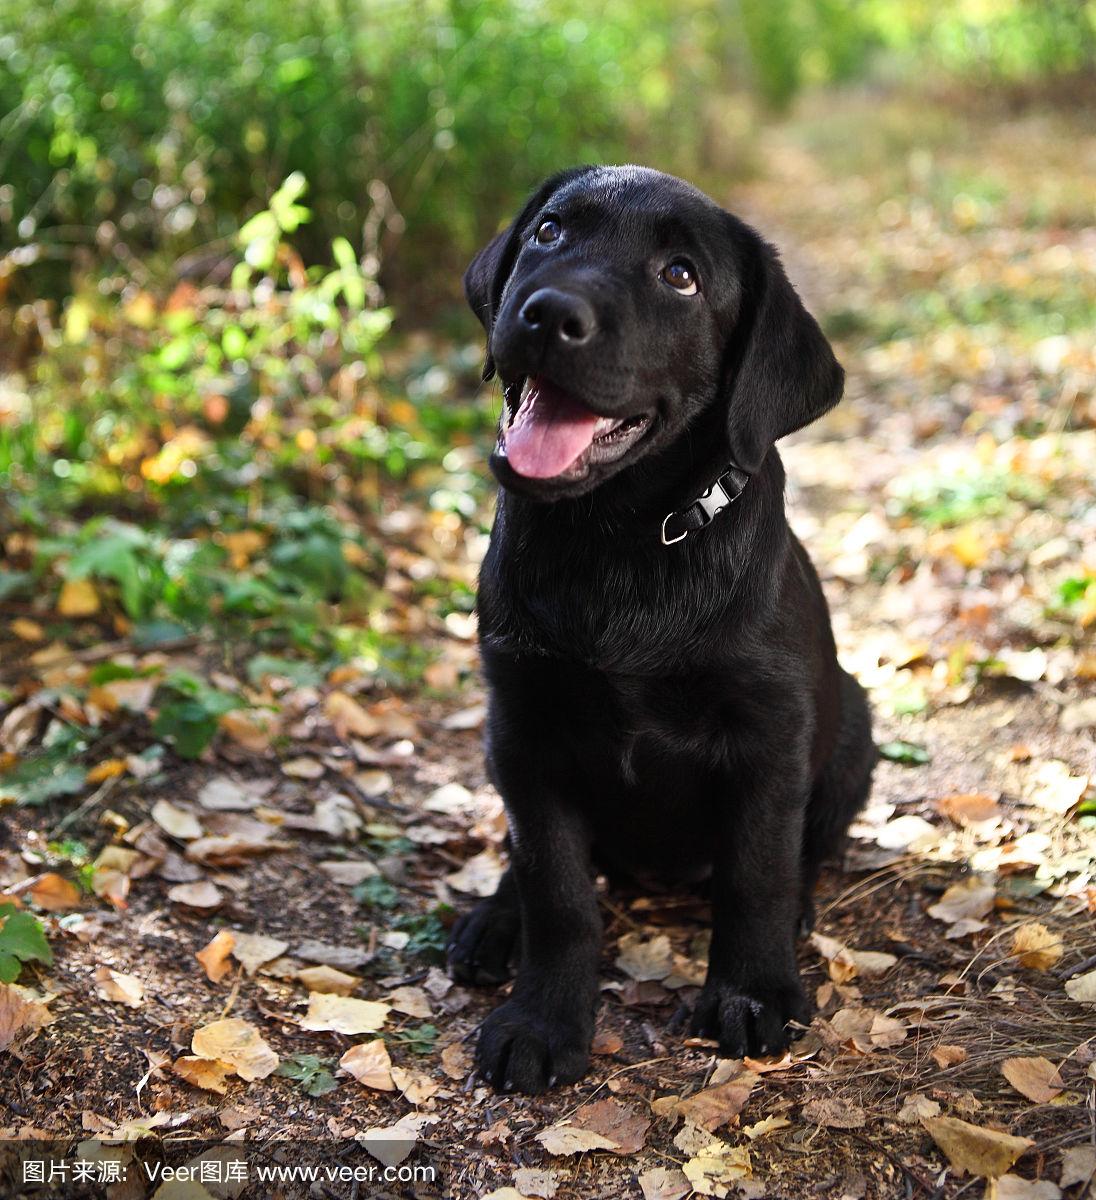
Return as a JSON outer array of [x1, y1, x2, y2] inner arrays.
[[504, 378, 601, 479]]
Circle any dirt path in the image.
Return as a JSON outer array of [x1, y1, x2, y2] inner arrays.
[[2, 97, 1095, 1200]]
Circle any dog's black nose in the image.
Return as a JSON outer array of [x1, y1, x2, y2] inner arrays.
[[518, 288, 596, 346]]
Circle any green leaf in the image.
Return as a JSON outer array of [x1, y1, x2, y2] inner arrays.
[[878, 740, 931, 766], [353, 876, 399, 910], [275, 1053, 337, 1096], [0, 906, 53, 981]]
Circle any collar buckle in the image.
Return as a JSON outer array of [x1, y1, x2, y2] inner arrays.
[[660, 465, 748, 547]]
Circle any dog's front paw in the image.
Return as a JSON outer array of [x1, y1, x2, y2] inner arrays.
[[688, 980, 809, 1058], [476, 999, 591, 1094], [447, 897, 520, 986]]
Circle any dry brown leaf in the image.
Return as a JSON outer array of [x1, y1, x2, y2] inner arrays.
[[300, 993, 390, 1035], [810, 932, 897, 983], [29, 873, 82, 912], [440, 1041, 472, 1080], [829, 1007, 907, 1052], [230, 932, 289, 976], [387, 985, 431, 1019], [295, 965, 359, 995], [358, 1113, 437, 1168], [932, 1043, 968, 1068], [197, 777, 261, 811], [512, 1167, 559, 1199], [282, 756, 325, 779], [534, 1124, 619, 1156], [93, 967, 144, 1008], [151, 800, 203, 841], [219, 708, 278, 753], [1059, 1145, 1096, 1189], [185, 830, 286, 866], [922, 1115, 1033, 1179], [319, 860, 378, 886], [1009, 924, 1063, 971], [191, 1018, 279, 1081], [1000, 1057, 1063, 1104], [591, 1030, 624, 1055], [1064, 970, 1096, 1002], [58, 578, 100, 616], [991, 1176, 1062, 1200], [172, 1055, 234, 1095], [195, 930, 236, 982], [168, 881, 224, 911], [898, 1094, 941, 1123], [674, 1072, 758, 1132], [391, 1065, 439, 1105], [802, 1097, 866, 1128], [928, 877, 996, 927], [937, 792, 1002, 826], [682, 1141, 753, 1195], [86, 758, 127, 784], [0, 983, 54, 1052], [339, 1040, 394, 1090], [325, 691, 381, 739], [570, 1098, 650, 1154], [444, 847, 505, 897], [615, 931, 674, 982], [741, 1115, 791, 1139], [638, 1166, 691, 1200]]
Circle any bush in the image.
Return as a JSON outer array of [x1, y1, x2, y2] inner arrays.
[[0, 0, 714, 309]]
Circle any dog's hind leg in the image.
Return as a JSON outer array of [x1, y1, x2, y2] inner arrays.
[[800, 669, 875, 934], [447, 867, 521, 985]]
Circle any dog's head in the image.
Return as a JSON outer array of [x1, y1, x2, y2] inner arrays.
[[465, 165, 843, 501]]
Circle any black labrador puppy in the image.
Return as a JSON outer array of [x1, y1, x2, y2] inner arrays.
[[447, 166, 875, 1094]]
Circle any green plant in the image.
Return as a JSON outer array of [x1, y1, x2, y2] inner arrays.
[[151, 672, 243, 759], [0, 904, 53, 982], [275, 1053, 338, 1097]]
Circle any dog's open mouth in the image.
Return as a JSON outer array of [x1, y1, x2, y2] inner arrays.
[[499, 376, 653, 480]]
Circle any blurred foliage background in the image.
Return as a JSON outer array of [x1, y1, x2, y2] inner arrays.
[[0, 0, 1094, 766]]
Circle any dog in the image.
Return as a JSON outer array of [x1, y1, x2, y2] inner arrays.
[[446, 166, 876, 1094]]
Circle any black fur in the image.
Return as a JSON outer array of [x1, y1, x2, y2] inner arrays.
[[447, 166, 876, 1093]]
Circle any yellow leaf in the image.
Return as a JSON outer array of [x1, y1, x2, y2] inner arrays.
[[195, 930, 236, 982], [300, 993, 390, 1035], [922, 1115, 1033, 1179], [339, 1040, 394, 1090], [1000, 1056, 1063, 1104], [93, 967, 145, 1008], [10, 619, 44, 642], [191, 1018, 279, 1081], [86, 759, 127, 785], [58, 579, 100, 617], [1009, 923, 1063, 971], [172, 1055, 234, 1095], [29, 872, 82, 912]]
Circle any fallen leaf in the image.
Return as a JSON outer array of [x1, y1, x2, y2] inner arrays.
[[1059, 1145, 1096, 1188], [391, 1065, 439, 1105], [1027, 761, 1088, 814], [675, 1072, 758, 1132], [591, 1030, 624, 1055], [1010, 923, 1064, 971], [93, 967, 144, 1008], [922, 1115, 1033, 1178], [512, 1167, 559, 1199], [1064, 970, 1096, 1002], [195, 930, 236, 982], [152, 800, 203, 840], [898, 1094, 941, 1123], [991, 1176, 1061, 1200], [445, 847, 505, 897], [829, 1007, 907, 1052], [387, 985, 431, 1019], [294, 939, 370, 970], [615, 932, 674, 981], [932, 1044, 969, 1068], [172, 1055, 234, 1095], [197, 777, 261, 811], [682, 1140, 753, 1196], [230, 931, 289, 976], [325, 691, 382, 739], [741, 1115, 791, 1139], [358, 1113, 437, 1167], [928, 877, 996, 927], [319, 860, 378, 886], [568, 1098, 650, 1154], [169, 881, 224, 911], [58, 578, 100, 616], [802, 1097, 866, 1128], [219, 708, 278, 753], [339, 1040, 394, 1090], [638, 1166, 691, 1200], [295, 965, 359, 995], [300, 993, 390, 1035], [282, 757, 325, 780], [0, 982, 54, 1052], [29, 873, 81, 912], [937, 792, 1002, 826], [534, 1124, 620, 1156], [1001, 1057, 1064, 1104], [86, 758, 127, 784], [440, 1041, 472, 1080], [810, 932, 897, 983], [191, 1018, 279, 1081]]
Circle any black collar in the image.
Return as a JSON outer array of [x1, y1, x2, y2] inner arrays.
[[660, 463, 750, 546]]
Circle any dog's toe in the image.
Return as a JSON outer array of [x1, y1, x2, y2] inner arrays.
[[447, 899, 520, 986], [476, 1000, 590, 1094], [688, 980, 808, 1058]]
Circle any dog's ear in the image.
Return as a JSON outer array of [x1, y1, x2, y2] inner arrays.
[[722, 227, 844, 474], [464, 167, 594, 380]]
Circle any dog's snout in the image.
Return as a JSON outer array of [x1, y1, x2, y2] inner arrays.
[[518, 288, 597, 346]]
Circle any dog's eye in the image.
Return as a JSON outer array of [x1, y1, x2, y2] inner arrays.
[[660, 261, 699, 295], [534, 218, 561, 245]]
